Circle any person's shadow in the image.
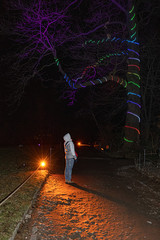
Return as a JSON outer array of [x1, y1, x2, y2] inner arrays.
[[70, 182, 133, 209]]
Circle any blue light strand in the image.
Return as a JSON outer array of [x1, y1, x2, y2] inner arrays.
[[111, 37, 116, 41], [132, 37, 136, 42], [127, 111, 141, 122], [72, 83, 77, 89], [127, 92, 141, 98], [128, 57, 140, 62], [90, 80, 95, 85], [97, 79, 103, 84], [68, 80, 71, 87], [80, 83, 86, 88], [127, 100, 141, 108], [121, 40, 139, 45], [127, 49, 139, 56]]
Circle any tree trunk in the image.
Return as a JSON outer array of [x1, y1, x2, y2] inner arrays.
[[123, 1, 141, 151]]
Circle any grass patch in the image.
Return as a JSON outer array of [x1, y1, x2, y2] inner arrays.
[[0, 146, 49, 240]]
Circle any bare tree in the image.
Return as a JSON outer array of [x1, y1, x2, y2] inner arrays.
[[2, 0, 158, 151]]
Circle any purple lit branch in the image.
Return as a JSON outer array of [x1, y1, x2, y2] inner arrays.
[[10, 0, 86, 78], [110, 0, 127, 14], [3, 0, 130, 107]]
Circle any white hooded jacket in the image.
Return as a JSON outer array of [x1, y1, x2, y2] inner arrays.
[[63, 133, 77, 160]]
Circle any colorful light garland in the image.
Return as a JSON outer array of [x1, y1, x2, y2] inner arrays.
[[124, 137, 134, 143], [128, 64, 140, 71], [128, 57, 140, 62], [68, 50, 129, 87], [127, 72, 140, 80], [64, 73, 127, 89], [127, 49, 139, 56], [53, 4, 141, 145], [128, 81, 140, 88], [127, 100, 141, 108], [54, 57, 59, 66], [125, 125, 140, 135], [127, 92, 141, 98], [129, 5, 134, 14], [124, 4, 140, 144], [131, 23, 136, 31], [127, 111, 140, 122], [84, 37, 139, 46], [96, 51, 128, 65]]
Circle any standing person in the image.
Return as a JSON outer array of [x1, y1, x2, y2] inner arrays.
[[63, 133, 77, 184]]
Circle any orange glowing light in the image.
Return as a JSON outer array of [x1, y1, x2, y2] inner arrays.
[[40, 161, 46, 167], [77, 142, 81, 146]]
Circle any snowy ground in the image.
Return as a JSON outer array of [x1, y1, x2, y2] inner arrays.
[[14, 148, 160, 240]]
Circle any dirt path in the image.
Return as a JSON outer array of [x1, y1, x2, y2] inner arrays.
[[15, 150, 160, 240]]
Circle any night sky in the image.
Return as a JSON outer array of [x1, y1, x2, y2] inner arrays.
[[0, 77, 98, 145]]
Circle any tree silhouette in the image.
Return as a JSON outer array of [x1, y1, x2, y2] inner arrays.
[[1, 0, 143, 150]]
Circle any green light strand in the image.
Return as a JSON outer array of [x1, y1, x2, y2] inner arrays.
[[120, 80, 127, 88], [84, 37, 139, 47], [129, 6, 134, 14], [128, 81, 140, 88], [55, 58, 59, 66], [131, 13, 135, 21], [97, 52, 127, 65], [131, 31, 136, 39], [124, 80, 128, 88], [131, 23, 136, 31], [124, 137, 134, 143]]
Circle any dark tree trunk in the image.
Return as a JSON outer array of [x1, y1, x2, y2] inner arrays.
[[123, 1, 141, 151]]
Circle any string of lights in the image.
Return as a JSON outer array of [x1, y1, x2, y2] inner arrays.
[[56, 4, 141, 144], [127, 111, 141, 122], [125, 125, 140, 135], [84, 37, 139, 46], [124, 4, 140, 143], [123, 137, 134, 143], [64, 73, 127, 89], [127, 100, 141, 108]]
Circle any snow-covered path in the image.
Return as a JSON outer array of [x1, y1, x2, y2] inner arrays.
[[14, 149, 160, 240], [15, 172, 160, 240]]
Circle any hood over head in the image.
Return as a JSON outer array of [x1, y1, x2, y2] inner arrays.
[[63, 133, 71, 142]]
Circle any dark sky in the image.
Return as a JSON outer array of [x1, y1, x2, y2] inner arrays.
[[0, 76, 97, 145]]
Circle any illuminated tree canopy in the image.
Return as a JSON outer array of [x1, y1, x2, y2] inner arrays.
[[3, 0, 131, 86], [2, 0, 159, 150]]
